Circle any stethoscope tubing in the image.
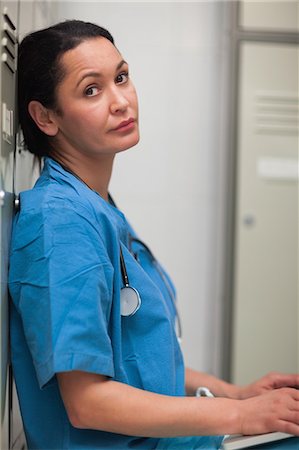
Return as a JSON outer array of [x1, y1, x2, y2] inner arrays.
[[121, 236, 182, 340], [119, 244, 130, 287]]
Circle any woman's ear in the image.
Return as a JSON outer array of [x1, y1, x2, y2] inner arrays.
[[28, 100, 59, 136]]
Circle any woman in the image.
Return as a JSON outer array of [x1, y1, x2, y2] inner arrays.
[[9, 20, 299, 450]]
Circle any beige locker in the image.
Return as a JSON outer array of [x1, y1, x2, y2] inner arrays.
[[239, 0, 299, 32], [231, 41, 298, 385]]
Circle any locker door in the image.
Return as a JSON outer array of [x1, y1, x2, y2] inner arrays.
[[0, 2, 18, 449], [231, 42, 298, 385]]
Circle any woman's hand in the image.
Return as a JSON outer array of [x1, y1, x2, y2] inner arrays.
[[238, 387, 299, 436], [236, 372, 299, 400]]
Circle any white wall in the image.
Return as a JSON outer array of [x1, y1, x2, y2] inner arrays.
[[56, 1, 231, 376]]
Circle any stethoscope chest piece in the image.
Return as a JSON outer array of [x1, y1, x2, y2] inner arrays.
[[120, 286, 141, 317]]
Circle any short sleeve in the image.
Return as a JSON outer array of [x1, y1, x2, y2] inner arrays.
[[9, 200, 115, 389]]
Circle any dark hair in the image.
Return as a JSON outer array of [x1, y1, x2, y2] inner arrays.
[[18, 20, 114, 157]]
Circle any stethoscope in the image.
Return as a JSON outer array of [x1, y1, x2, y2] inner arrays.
[[53, 159, 182, 340], [119, 242, 142, 316], [119, 235, 182, 341]]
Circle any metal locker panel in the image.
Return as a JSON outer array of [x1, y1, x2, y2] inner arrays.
[[0, 2, 18, 448], [239, 0, 299, 33], [231, 41, 298, 385]]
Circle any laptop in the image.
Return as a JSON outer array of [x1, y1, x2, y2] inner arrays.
[[221, 432, 294, 450]]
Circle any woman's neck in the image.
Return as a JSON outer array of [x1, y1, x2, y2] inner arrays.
[[51, 151, 115, 201]]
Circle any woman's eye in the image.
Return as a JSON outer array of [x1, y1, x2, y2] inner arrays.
[[85, 86, 99, 97], [115, 72, 129, 84]]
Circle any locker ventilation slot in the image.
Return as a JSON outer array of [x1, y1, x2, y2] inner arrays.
[[1, 7, 17, 74], [255, 91, 299, 135]]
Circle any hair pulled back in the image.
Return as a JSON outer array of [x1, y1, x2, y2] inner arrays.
[[18, 20, 114, 157]]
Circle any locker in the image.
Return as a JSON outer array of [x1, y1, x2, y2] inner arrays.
[[0, 3, 19, 448], [231, 42, 298, 384]]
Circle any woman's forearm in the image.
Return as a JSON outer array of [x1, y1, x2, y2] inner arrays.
[[58, 371, 239, 437]]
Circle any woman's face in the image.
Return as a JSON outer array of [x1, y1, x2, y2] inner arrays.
[[51, 37, 139, 158]]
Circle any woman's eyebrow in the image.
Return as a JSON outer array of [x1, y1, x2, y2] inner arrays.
[[116, 59, 127, 70], [76, 59, 128, 88]]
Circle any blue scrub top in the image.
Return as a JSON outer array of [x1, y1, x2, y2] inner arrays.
[[8, 157, 186, 450]]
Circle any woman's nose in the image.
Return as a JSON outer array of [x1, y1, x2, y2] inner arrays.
[[109, 87, 129, 114]]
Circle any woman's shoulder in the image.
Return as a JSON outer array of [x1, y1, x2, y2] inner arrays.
[[19, 181, 95, 223], [20, 161, 104, 219], [14, 158, 129, 246], [17, 175, 127, 247]]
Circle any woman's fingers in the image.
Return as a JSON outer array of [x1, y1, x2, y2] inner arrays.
[[240, 388, 299, 436]]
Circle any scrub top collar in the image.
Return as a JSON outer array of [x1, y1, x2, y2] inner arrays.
[[42, 157, 129, 244]]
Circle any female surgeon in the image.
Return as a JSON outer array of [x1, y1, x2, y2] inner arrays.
[[9, 20, 299, 450]]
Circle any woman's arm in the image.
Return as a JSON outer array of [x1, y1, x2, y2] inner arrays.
[[57, 370, 299, 438], [185, 367, 299, 400]]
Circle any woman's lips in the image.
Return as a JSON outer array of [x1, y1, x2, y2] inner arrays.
[[112, 118, 135, 132]]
